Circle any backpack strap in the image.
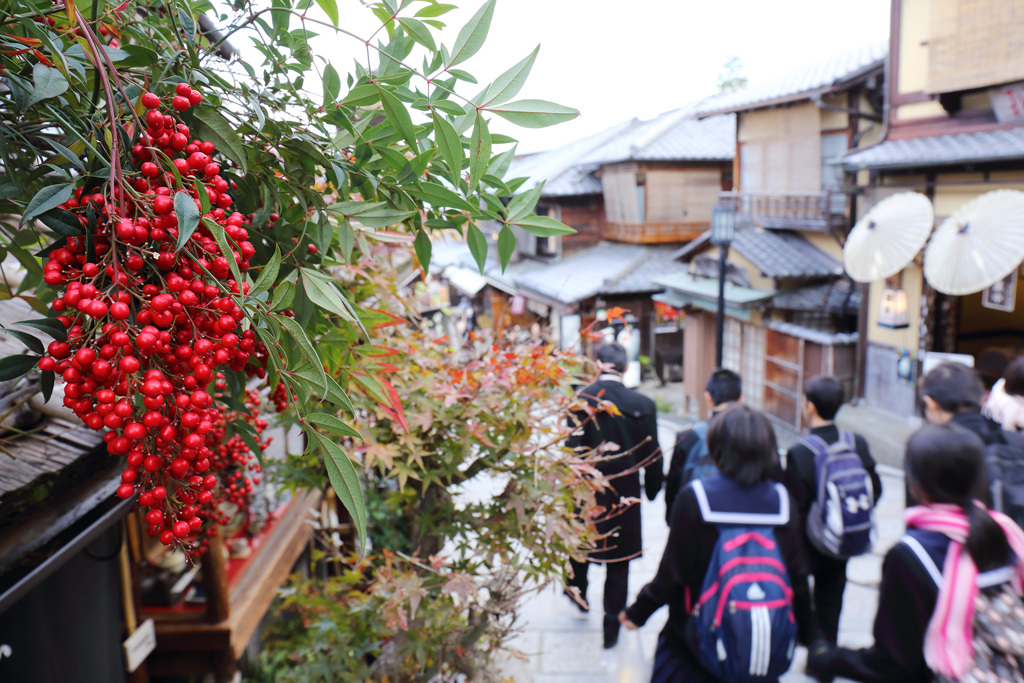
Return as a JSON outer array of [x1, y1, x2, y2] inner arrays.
[[800, 434, 830, 458], [901, 534, 944, 587], [691, 479, 790, 526], [901, 534, 1016, 589], [837, 428, 855, 449]]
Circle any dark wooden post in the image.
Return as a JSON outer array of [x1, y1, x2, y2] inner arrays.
[[202, 529, 230, 624]]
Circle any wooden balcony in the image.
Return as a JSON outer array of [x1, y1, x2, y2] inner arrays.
[[719, 191, 847, 232], [605, 220, 709, 244]]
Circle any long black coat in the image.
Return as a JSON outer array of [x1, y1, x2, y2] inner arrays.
[[568, 378, 663, 562]]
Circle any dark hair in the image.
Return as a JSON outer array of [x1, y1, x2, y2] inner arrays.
[[596, 342, 628, 374], [705, 368, 742, 406], [919, 361, 984, 414], [1004, 357, 1024, 397], [804, 375, 844, 421], [977, 349, 1010, 391], [707, 405, 778, 487], [905, 424, 1010, 571]]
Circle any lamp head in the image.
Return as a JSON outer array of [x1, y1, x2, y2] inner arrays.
[[710, 204, 736, 246]]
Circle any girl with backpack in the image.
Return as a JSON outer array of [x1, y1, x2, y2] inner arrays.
[[620, 405, 817, 682], [807, 424, 1024, 683]]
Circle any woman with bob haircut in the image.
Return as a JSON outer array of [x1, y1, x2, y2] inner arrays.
[[620, 405, 816, 682], [808, 424, 1024, 682]]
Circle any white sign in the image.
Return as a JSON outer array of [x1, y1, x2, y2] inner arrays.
[[989, 81, 1024, 123], [982, 270, 1017, 312], [123, 619, 157, 673], [921, 351, 975, 377]]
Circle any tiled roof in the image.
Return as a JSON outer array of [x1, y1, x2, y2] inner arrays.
[[695, 42, 887, 117], [843, 127, 1024, 170], [507, 111, 735, 198], [673, 228, 843, 280], [771, 279, 861, 313], [513, 243, 687, 305]]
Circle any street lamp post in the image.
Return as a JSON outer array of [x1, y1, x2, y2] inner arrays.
[[710, 204, 736, 368]]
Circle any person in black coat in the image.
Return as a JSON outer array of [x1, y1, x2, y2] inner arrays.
[[807, 424, 1017, 683], [914, 361, 1003, 506], [784, 376, 882, 645], [620, 406, 817, 682], [567, 342, 663, 650]]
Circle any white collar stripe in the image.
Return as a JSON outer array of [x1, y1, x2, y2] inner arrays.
[[692, 480, 790, 526]]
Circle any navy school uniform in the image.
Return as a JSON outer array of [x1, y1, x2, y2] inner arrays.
[[624, 475, 816, 683]]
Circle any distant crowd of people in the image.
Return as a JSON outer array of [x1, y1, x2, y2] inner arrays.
[[567, 342, 1024, 683]]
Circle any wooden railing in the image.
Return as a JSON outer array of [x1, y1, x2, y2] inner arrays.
[[604, 220, 709, 244], [718, 191, 846, 232]]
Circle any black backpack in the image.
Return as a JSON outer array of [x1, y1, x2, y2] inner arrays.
[[986, 429, 1024, 527]]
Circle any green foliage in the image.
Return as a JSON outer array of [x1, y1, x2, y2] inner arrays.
[[0, 0, 578, 535], [258, 250, 606, 681]]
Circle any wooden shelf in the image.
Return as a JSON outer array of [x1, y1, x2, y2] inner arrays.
[[144, 489, 321, 680]]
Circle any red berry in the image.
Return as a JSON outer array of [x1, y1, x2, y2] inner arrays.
[[160, 530, 175, 545], [175, 82, 192, 97], [141, 92, 160, 109], [172, 95, 191, 111], [116, 484, 135, 499], [172, 521, 190, 538]]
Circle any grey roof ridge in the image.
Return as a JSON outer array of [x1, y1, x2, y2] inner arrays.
[[695, 43, 885, 118], [520, 118, 641, 193], [626, 106, 699, 159], [601, 248, 652, 290]]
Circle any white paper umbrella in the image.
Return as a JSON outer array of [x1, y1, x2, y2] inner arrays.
[[924, 189, 1024, 296], [844, 192, 934, 282]]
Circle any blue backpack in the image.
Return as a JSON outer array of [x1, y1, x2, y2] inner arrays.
[[682, 421, 719, 483], [802, 430, 875, 559], [687, 477, 798, 682]]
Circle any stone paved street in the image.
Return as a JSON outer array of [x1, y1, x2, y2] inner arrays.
[[498, 418, 907, 683]]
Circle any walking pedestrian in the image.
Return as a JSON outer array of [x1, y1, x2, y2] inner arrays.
[[620, 405, 817, 682], [566, 342, 663, 650], [664, 368, 742, 523], [807, 423, 1024, 683], [783, 376, 882, 646]]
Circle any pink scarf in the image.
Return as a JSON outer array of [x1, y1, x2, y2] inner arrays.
[[904, 503, 1024, 679]]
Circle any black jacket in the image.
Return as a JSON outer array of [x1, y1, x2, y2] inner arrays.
[[906, 411, 1002, 506], [624, 480, 816, 664], [808, 530, 949, 683], [784, 424, 882, 562], [665, 427, 699, 523], [568, 378, 662, 562]]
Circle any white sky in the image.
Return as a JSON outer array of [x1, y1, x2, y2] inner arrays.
[[237, 0, 892, 154]]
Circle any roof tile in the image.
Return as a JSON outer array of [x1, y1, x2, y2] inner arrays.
[[843, 127, 1024, 170]]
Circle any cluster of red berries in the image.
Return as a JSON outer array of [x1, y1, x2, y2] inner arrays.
[[36, 85, 271, 553]]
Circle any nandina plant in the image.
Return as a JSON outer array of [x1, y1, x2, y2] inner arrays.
[[0, 0, 577, 558]]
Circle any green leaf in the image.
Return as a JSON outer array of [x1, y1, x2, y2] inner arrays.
[[250, 246, 281, 298], [324, 374, 355, 413], [205, 218, 243, 286], [23, 184, 73, 224], [340, 84, 380, 107], [375, 85, 418, 151], [16, 318, 66, 342], [41, 369, 53, 403], [415, 2, 456, 17], [408, 182, 474, 212], [448, 0, 495, 67], [174, 191, 200, 251], [0, 354, 39, 382], [447, 69, 478, 84], [486, 99, 580, 128], [478, 46, 539, 107], [304, 412, 361, 439], [431, 112, 463, 180], [2, 328, 45, 354], [497, 224, 515, 272], [315, 0, 339, 25], [513, 213, 576, 237], [270, 281, 295, 311], [338, 218, 354, 264], [311, 431, 366, 553], [431, 99, 467, 116], [467, 223, 487, 272], [279, 315, 327, 392], [468, 112, 491, 192], [398, 17, 436, 51], [506, 182, 543, 222], [413, 230, 431, 270], [193, 108, 248, 173], [322, 63, 341, 103], [37, 208, 83, 236], [300, 268, 360, 325], [27, 64, 69, 109], [178, 8, 197, 42]]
